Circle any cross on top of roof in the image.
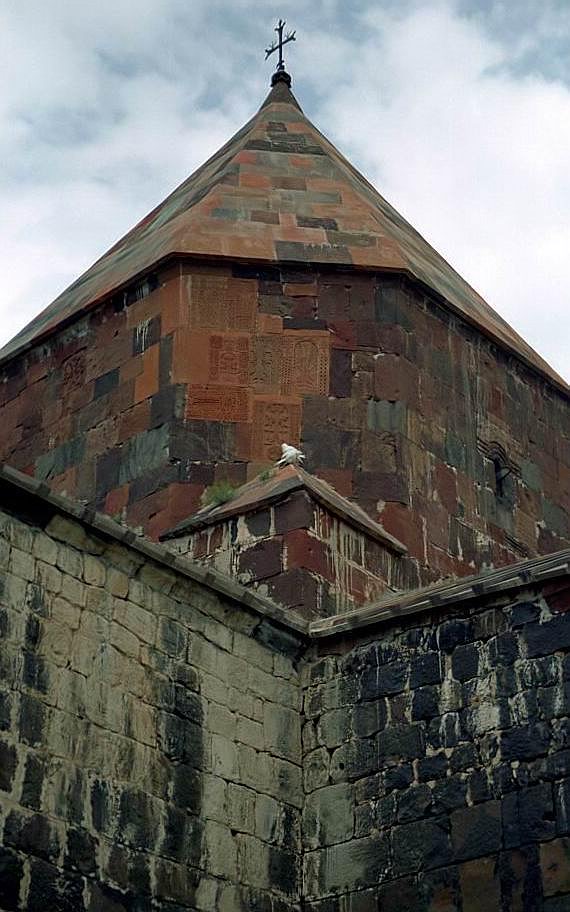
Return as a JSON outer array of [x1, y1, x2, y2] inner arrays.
[[265, 18, 296, 87]]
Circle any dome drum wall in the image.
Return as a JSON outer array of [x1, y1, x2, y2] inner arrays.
[[0, 256, 568, 593]]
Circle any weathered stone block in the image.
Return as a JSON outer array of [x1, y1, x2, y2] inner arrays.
[[305, 834, 389, 899], [303, 783, 354, 849], [392, 817, 451, 875], [450, 802, 501, 861]]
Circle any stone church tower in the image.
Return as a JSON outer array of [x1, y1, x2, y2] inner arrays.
[[0, 72, 568, 590], [1, 60, 570, 912]]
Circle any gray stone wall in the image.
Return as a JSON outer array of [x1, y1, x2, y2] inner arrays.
[[0, 502, 303, 911], [301, 581, 570, 910], [2, 477, 570, 911]]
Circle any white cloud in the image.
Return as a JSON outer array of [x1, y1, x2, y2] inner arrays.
[[0, 0, 569, 381]]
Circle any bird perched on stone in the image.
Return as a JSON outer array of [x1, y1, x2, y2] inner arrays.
[[276, 443, 306, 467]]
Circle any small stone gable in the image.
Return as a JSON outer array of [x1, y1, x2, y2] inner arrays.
[[161, 465, 407, 618]]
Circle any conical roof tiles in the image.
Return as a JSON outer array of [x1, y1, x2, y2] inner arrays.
[[1, 80, 565, 390]]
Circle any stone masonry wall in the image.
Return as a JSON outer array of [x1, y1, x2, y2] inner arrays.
[[0, 497, 304, 911], [301, 579, 570, 910], [0, 259, 568, 588]]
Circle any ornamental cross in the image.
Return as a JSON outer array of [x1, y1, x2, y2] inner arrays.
[[265, 19, 296, 73]]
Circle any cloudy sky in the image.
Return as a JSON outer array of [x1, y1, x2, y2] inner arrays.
[[1, 0, 569, 380]]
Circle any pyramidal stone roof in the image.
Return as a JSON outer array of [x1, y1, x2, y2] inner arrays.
[[1, 78, 566, 390]]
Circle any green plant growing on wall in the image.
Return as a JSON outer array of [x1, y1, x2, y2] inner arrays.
[[200, 480, 237, 508]]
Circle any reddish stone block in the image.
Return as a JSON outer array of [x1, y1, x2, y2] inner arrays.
[[239, 538, 283, 580], [380, 502, 425, 562], [289, 296, 317, 321], [208, 523, 224, 554], [118, 401, 151, 443], [434, 461, 458, 514], [67, 383, 94, 415], [134, 345, 160, 404], [105, 484, 130, 518], [284, 282, 318, 297], [355, 471, 409, 507], [86, 419, 119, 458], [86, 335, 130, 382], [192, 530, 209, 560], [274, 491, 314, 535], [49, 466, 76, 496], [373, 354, 419, 405], [329, 321, 357, 351], [284, 529, 334, 583], [542, 580, 570, 613], [266, 567, 321, 619], [329, 350, 352, 398], [126, 487, 170, 533], [126, 288, 161, 329], [161, 277, 187, 337], [315, 469, 353, 498], [318, 284, 349, 320]]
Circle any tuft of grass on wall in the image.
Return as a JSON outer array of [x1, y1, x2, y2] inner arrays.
[[200, 480, 238, 508]]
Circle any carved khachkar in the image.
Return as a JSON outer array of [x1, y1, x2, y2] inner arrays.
[[209, 335, 251, 386], [252, 397, 301, 461], [189, 275, 257, 332]]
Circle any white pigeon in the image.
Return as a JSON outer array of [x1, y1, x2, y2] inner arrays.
[[276, 443, 306, 467]]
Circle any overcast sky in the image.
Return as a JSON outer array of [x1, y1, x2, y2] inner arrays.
[[1, 0, 569, 381]]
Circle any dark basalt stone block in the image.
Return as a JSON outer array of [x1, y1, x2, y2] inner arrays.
[[65, 827, 98, 875], [392, 817, 452, 875], [0, 739, 17, 792], [450, 801, 501, 862], [0, 848, 23, 911], [451, 644, 480, 682], [21, 753, 45, 810], [18, 693, 46, 747]]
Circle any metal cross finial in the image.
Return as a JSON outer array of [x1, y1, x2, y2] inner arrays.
[[265, 18, 296, 74]]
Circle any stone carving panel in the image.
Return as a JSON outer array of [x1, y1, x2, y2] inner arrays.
[[282, 331, 330, 396], [252, 335, 283, 394], [252, 397, 301, 461], [189, 276, 257, 332], [62, 353, 86, 390], [186, 386, 251, 422], [209, 335, 251, 386]]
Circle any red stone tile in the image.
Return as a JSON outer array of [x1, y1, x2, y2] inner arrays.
[[105, 484, 130, 518], [380, 502, 425, 562], [118, 401, 151, 442], [134, 345, 160, 403], [434, 461, 458, 514], [314, 468, 353, 498]]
